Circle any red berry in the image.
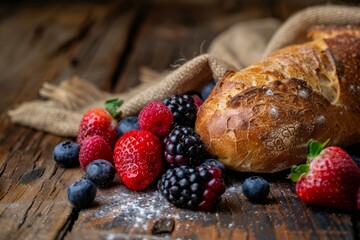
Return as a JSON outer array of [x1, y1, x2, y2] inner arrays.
[[77, 108, 118, 148], [79, 136, 113, 170], [192, 95, 203, 109], [291, 140, 360, 211], [207, 178, 226, 195], [198, 200, 214, 211], [203, 189, 217, 201], [138, 101, 173, 137], [114, 130, 164, 191]]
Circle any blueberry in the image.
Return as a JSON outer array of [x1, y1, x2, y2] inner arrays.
[[201, 80, 216, 100], [53, 141, 80, 167], [67, 179, 97, 209], [117, 117, 139, 137], [242, 176, 270, 202], [352, 155, 360, 169], [85, 160, 115, 188]]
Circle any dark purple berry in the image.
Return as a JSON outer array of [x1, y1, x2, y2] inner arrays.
[[242, 176, 270, 202], [85, 160, 115, 188], [67, 179, 97, 209], [201, 159, 227, 178], [162, 95, 197, 127], [158, 165, 225, 211], [53, 141, 80, 167], [164, 126, 206, 166], [117, 117, 139, 137]]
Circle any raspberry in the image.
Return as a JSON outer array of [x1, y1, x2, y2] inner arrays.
[[79, 135, 113, 170], [114, 130, 164, 191], [164, 126, 206, 166], [138, 101, 173, 137], [162, 95, 197, 127], [157, 165, 226, 211]]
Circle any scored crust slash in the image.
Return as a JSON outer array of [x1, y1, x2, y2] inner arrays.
[[195, 25, 360, 173]]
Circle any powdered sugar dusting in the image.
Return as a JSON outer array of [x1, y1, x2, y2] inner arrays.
[[88, 183, 233, 232]]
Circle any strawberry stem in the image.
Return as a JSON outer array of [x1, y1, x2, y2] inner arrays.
[[289, 164, 309, 182], [307, 139, 330, 161], [105, 98, 124, 119]]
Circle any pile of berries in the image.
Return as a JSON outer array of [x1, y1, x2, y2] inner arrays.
[[52, 81, 232, 211], [52, 78, 360, 213]]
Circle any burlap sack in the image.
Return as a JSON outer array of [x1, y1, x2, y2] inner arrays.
[[8, 5, 360, 137]]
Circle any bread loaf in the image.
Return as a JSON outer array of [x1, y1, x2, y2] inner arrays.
[[195, 25, 360, 173]]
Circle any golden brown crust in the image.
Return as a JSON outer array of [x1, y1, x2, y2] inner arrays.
[[195, 26, 360, 173]]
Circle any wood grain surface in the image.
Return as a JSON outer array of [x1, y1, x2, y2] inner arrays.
[[0, 1, 359, 239]]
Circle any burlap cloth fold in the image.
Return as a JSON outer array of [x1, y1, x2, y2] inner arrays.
[[8, 5, 360, 137]]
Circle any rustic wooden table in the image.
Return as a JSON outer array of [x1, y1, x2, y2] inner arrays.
[[1, 1, 359, 239]]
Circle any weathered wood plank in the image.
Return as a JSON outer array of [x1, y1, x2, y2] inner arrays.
[[113, 2, 271, 92], [0, 1, 359, 240], [70, 2, 357, 240], [0, 2, 136, 239]]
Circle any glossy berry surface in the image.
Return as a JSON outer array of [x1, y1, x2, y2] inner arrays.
[[164, 126, 206, 166], [242, 176, 270, 202], [138, 101, 173, 137], [158, 165, 225, 211], [79, 135, 113, 170], [201, 80, 216, 100], [201, 159, 227, 179], [290, 141, 360, 211], [77, 107, 118, 148], [114, 130, 164, 191], [192, 95, 203, 109], [117, 117, 139, 137], [162, 95, 197, 127], [85, 160, 115, 188], [67, 179, 97, 209], [52, 141, 79, 167]]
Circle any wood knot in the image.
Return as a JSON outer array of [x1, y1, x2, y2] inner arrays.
[[152, 218, 175, 236], [20, 168, 45, 184]]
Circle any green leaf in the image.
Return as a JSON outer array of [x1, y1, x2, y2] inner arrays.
[[289, 164, 309, 182], [306, 139, 330, 161], [104, 98, 124, 119]]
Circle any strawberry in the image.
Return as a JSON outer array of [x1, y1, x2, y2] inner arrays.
[[290, 140, 360, 211], [79, 135, 113, 170], [113, 130, 164, 191], [77, 99, 123, 148]]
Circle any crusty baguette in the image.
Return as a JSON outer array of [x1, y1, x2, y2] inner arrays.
[[195, 25, 360, 173]]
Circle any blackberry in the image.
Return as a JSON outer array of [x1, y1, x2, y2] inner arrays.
[[162, 94, 197, 127], [164, 126, 206, 166], [157, 165, 226, 211]]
